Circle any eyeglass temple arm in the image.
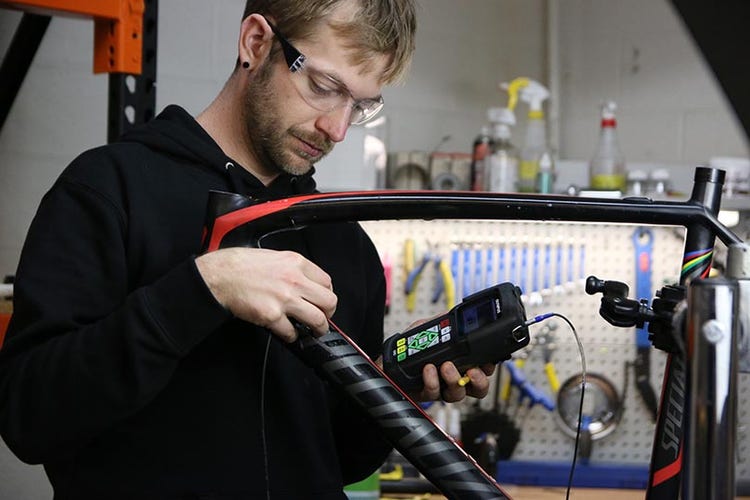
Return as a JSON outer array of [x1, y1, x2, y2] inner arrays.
[[263, 16, 306, 72]]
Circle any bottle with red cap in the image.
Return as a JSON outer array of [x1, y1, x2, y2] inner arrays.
[[589, 100, 626, 191]]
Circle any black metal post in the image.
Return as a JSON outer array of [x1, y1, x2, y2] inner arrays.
[[107, 0, 158, 143], [0, 13, 51, 135]]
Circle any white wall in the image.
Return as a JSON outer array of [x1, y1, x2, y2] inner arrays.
[[0, 1, 748, 496], [555, 0, 749, 191]]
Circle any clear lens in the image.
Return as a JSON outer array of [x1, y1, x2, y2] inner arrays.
[[291, 66, 384, 125]]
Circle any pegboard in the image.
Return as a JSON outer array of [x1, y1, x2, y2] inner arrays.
[[361, 219, 750, 480]]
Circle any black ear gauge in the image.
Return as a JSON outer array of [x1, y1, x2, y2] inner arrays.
[[242, 61, 250, 69]]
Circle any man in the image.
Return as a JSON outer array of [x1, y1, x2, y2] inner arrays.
[[0, 1, 493, 498]]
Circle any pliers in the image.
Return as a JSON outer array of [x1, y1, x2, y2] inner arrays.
[[431, 251, 456, 309], [404, 240, 432, 312], [504, 361, 555, 412]]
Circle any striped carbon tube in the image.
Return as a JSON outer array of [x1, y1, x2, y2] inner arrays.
[[287, 321, 511, 499], [201, 166, 742, 500]]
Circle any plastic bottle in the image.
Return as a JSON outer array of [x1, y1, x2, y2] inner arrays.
[[647, 168, 671, 200], [469, 126, 494, 191], [626, 169, 648, 197], [514, 79, 550, 193], [484, 107, 519, 192], [536, 151, 555, 194], [589, 100, 626, 191]]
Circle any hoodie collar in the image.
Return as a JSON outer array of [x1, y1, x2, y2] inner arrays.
[[120, 105, 318, 198]]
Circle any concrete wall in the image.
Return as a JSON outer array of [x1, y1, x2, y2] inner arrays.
[[0, 1, 747, 497]]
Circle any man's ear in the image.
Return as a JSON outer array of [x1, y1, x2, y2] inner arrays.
[[238, 13, 274, 70]]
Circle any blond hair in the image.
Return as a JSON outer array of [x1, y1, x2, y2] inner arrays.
[[242, 0, 417, 84]]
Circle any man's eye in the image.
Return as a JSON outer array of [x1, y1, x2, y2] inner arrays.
[[308, 77, 342, 97]]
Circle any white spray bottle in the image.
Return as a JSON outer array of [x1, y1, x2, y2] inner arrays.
[[503, 78, 551, 193]]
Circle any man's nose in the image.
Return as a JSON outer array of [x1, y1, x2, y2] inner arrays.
[[316, 105, 352, 143]]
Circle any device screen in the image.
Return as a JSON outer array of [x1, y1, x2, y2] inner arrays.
[[461, 297, 498, 334]]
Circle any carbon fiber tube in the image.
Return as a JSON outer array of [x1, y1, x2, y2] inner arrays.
[[286, 323, 510, 499], [646, 167, 725, 499]]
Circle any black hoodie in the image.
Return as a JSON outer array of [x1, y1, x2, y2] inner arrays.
[[0, 105, 390, 499]]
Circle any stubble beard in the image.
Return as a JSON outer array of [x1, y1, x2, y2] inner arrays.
[[243, 62, 333, 177]]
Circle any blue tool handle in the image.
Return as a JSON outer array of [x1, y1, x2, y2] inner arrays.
[[431, 257, 444, 304], [485, 247, 494, 288], [567, 243, 574, 284], [633, 228, 654, 348], [520, 245, 528, 294], [520, 383, 555, 411], [405, 254, 430, 294], [555, 242, 562, 288], [462, 247, 472, 299], [451, 248, 460, 292], [505, 361, 526, 385], [579, 244, 586, 280], [506, 363, 553, 411], [474, 247, 482, 294], [526, 384, 555, 411], [544, 243, 551, 291], [499, 245, 506, 283]]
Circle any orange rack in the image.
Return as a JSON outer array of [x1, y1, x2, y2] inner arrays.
[[0, 0, 145, 74]]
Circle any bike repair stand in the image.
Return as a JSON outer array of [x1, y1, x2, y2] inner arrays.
[[587, 241, 750, 499]]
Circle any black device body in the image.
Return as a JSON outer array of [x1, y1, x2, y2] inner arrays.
[[382, 283, 530, 392]]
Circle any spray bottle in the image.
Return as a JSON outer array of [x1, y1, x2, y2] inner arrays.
[[484, 107, 519, 192], [503, 78, 551, 193], [588, 100, 626, 191], [469, 125, 494, 191]]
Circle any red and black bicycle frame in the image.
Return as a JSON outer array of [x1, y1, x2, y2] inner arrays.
[[201, 167, 740, 499]]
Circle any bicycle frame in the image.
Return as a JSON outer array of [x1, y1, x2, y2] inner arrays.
[[202, 167, 745, 499]]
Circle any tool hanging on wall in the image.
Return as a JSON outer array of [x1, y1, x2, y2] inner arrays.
[[462, 368, 522, 469], [450, 245, 460, 302], [519, 242, 528, 299], [485, 245, 495, 289], [498, 243, 506, 285], [474, 244, 483, 295], [566, 242, 575, 293], [542, 240, 552, 299], [555, 372, 623, 463], [632, 227, 659, 422], [528, 242, 543, 306], [554, 240, 564, 295], [403, 238, 416, 311], [505, 361, 555, 414], [431, 250, 456, 309], [382, 252, 392, 315], [404, 240, 433, 313], [499, 330, 558, 412], [462, 245, 472, 300]]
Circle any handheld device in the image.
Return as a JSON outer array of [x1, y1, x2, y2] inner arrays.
[[383, 283, 530, 392]]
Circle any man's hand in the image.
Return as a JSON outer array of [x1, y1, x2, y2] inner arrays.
[[195, 248, 337, 342], [415, 362, 495, 402], [393, 316, 495, 402]]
